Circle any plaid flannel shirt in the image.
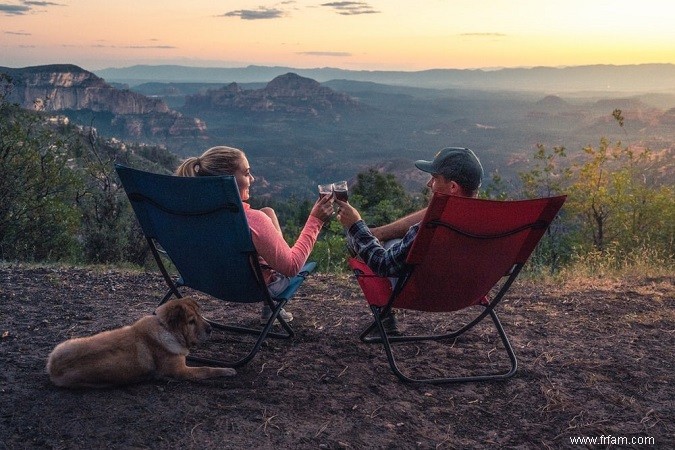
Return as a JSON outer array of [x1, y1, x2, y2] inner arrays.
[[347, 220, 420, 277]]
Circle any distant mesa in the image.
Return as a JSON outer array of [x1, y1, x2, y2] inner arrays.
[[535, 95, 569, 109], [182, 72, 360, 116], [0, 64, 167, 114], [0, 64, 206, 141], [662, 107, 675, 123]]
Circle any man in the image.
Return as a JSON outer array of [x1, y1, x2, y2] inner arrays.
[[335, 147, 483, 332]]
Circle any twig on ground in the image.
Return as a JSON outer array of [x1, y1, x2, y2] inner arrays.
[[314, 421, 330, 438]]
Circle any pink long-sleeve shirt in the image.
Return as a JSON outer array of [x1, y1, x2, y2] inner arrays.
[[243, 203, 323, 283]]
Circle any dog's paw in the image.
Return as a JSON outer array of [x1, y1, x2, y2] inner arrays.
[[219, 368, 237, 377]]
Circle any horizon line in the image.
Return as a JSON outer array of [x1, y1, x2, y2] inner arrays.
[[3, 61, 675, 74]]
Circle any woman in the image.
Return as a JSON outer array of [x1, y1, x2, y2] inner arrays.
[[176, 146, 334, 323]]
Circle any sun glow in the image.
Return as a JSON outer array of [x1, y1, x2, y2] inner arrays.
[[1, 0, 673, 71]]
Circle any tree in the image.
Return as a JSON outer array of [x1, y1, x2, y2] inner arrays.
[[516, 144, 572, 273], [75, 133, 149, 264], [0, 99, 81, 260], [519, 144, 571, 199], [567, 137, 674, 258], [0, 78, 153, 265], [480, 169, 511, 200], [350, 168, 422, 226]]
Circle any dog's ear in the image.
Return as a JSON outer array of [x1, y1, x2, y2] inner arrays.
[[182, 297, 200, 312], [164, 301, 188, 331]]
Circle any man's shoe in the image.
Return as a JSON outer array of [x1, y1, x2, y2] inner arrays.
[[260, 305, 294, 325], [381, 312, 399, 335]]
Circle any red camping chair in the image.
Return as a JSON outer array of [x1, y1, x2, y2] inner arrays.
[[349, 193, 566, 384]]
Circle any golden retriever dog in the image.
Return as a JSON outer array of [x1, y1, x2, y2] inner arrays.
[[46, 297, 235, 388]]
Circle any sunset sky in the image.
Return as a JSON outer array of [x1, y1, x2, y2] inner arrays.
[[1, 0, 674, 72]]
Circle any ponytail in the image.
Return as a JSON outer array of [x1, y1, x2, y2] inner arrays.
[[175, 156, 201, 177], [176, 146, 244, 177]]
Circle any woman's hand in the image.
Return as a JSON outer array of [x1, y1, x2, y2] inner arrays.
[[334, 199, 362, 229], [309, 194, 335, 223]]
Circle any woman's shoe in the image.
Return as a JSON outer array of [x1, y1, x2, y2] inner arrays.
[[260, 305, 294, 325]]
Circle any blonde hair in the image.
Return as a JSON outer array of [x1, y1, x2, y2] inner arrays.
[[175, 146, 244, 177]]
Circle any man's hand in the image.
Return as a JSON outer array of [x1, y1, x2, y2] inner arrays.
[[335, 199, 362, 229]]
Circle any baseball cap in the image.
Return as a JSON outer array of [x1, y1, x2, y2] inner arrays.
[[414, 147, 483, 192]]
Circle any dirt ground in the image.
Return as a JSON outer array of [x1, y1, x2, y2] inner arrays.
[[1, 264, 673, 449]]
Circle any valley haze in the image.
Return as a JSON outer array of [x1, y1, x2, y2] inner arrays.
[[3, 63, 674, 198]]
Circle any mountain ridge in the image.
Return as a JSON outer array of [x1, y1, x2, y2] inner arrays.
[[182, 72, 360, 117], [93, 63, 675, 93]]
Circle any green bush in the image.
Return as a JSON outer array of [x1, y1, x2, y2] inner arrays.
[[311, 220, 350, 273], [0, 104, 82, 261]]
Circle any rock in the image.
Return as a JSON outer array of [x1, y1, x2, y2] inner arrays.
[[0, 64, 206, 141]]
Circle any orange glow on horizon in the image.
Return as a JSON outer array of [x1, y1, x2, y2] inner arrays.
[[1, 0, 673, 71]]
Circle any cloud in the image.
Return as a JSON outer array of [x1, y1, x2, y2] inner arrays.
[[220, 7, 285, 20], [0, 4, 31, 15], [0, 1, 62, 16], [460, 33, 507, 38], [125, 45, 176, 49], [297, 51, 351, 57], [23, 1, 62, 5], [90, 44, 177, 50], [321, 1, 379, 15], [5, 30, 31, 35]]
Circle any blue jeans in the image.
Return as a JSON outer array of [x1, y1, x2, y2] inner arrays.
[[267, 272, 291, 297], [383, 239, 402, 288]]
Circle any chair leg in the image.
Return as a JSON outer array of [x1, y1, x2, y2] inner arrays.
[[366, 307, 518, 384], [359, 306, 397, 343], [187, 299, 294, 368], [164, 265, 312, 368], [158, 287, 181, 306]]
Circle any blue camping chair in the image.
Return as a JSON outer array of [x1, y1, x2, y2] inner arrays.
[[115, 164, 316, 368]]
